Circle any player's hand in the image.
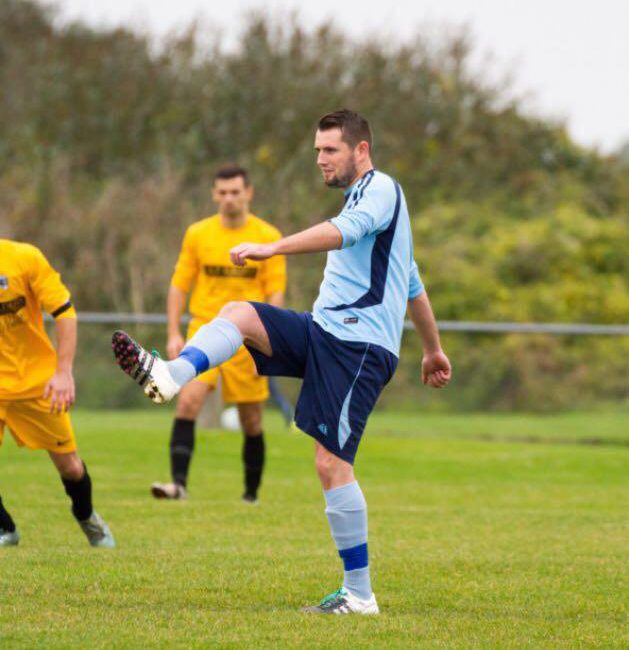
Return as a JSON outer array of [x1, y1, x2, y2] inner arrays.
[[230, 242, 278, 266], [166, 333, 185, 360], [421, 350, 452, 388], [44, 370, 76, 413]]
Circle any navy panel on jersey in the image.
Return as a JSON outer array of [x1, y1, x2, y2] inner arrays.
[[245, 301, 397, 464]]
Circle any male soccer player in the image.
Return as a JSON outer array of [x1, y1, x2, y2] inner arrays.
[[0, 239, 114, 547], [150, 164, 286, 503], [112, 110, 451, 613]]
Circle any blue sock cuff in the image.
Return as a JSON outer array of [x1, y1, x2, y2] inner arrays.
[[339, 542, 368, 571], [178, 346, 210, 374]]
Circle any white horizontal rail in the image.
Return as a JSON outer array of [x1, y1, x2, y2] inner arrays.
[[43, 312, 629, 336]]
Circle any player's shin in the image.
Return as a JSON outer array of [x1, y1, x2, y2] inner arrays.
[[170, 418, 195, 488], [324, 481, 372, 601], [242, 432, 265, 501], [167, 317, 243, 386]]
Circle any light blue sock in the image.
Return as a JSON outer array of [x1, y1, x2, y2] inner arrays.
[[324, 481, 372, 601], [167, 317, 243, 386]]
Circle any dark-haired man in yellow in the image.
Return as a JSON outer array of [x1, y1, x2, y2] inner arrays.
[[0, 239, 114, 547], [150, 164, 286, 503]]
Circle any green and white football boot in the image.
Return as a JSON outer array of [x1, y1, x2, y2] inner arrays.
[[301, 586, 379, 615]]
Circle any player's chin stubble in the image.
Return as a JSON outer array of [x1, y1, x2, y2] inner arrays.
[[324, 161, 357, 189]]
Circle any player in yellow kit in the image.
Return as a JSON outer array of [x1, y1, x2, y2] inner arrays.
[[150, 164, 286, 502], [0, 239, 114, 547]]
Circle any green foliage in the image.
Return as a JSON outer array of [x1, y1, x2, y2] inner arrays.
[[1, 1, 628, 410]]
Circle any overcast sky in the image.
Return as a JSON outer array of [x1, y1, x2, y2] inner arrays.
[[55, 0, 629, 153]]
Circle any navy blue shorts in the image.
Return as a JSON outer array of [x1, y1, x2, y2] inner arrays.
[[245, 302, 398, 464]]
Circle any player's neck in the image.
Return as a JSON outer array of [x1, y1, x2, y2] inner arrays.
[[219, 212, 248, 229], [348, 161, 374, 188]]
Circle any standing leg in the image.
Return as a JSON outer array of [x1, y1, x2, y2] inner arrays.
[[238, 402, 265, 503], [152, 380, 209, 500], [305, 443, 377, 613], [49, 451, 115, 548]]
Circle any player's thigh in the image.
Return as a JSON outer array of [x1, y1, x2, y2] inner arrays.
[[243, 303, 311, 378], [175, 378, 213, 419], [3, 398, 76, 453], [221, 346, 269, 405]]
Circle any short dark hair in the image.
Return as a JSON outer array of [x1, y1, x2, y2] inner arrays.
[[317, 109, 372, 150], [213, 163, 250, 186]]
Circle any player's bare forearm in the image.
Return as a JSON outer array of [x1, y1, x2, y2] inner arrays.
[[408, 292, 452, 388], [266, 291, 285, 308], [45, 316, 77, 412], [231, 222, 342, 266], [54, 316, 77, 373], [166, 285, 188, 359], [275, 222, 342, 256], [167, 285, 188, 337], [407, 292, 442, 353]]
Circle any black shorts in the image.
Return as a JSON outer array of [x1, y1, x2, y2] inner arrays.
[[245, 302, 398, 464]]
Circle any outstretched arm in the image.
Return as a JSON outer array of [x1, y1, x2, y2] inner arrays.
[[407, 291, 452, 389], [230, 222, 342, 266]]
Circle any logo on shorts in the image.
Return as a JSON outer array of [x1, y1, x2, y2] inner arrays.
[[343, 317, 359, 324], [0, 276, 8, 290], [318, 423, 328, 435]]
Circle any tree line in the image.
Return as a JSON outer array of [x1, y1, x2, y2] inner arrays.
[[1, 0, 627, 410]]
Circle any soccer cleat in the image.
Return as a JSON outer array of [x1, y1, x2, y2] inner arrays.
[[241, 492, 258, 505], [0, 528, 20, 547], [79, 511, 116, 548], [111, 330, 180, 403], [150, 482, 188, 500], [301, 586, 379, 615]]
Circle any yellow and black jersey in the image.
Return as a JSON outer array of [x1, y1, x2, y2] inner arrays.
[[171, 213, 286, 322], [0, 240, 76, 399]]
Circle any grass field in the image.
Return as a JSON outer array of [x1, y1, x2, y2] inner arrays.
[[1, 409, 627, 649]]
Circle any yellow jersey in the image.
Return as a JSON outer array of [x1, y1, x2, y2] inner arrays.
[[171, 214, 286, 322], [0, 240, 77, 400]]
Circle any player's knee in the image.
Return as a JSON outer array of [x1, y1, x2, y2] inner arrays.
[[58, 456, 84, 481], [218, 301, 254, 333], [241, 413, 262, 435], [176, 394, 204, 419], [315, 451, 336, 482]]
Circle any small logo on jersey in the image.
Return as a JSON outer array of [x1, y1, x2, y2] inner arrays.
[[344, 317, 359, 324], [0, 276, 8, 290], [318, 423, 328, 435]]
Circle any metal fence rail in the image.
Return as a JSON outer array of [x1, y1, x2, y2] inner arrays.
[[45, 312, 629, 336]]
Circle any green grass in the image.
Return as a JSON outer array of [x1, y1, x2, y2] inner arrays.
[[1, 410, 627, 649]]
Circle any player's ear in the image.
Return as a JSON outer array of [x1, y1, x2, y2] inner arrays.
[[357, 140, 370, 158], [246, 185, 254, 202], [211, 184, 219, 203]]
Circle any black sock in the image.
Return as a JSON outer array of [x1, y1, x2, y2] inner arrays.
[[62, 463, 93, 521], [0, 496, 17, 533], [170, 418, 195, 488], [242, 433, 265, 498]]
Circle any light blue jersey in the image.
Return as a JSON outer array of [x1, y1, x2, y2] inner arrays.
[[312, 169, 424, 357]]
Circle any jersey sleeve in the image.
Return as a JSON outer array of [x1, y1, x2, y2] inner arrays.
[[329, 175, 396, 249], [27, 246, 76, 319], [408, 259, 424, 299], [259, 227, 287, 297], [171, 226, 199, 292]]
